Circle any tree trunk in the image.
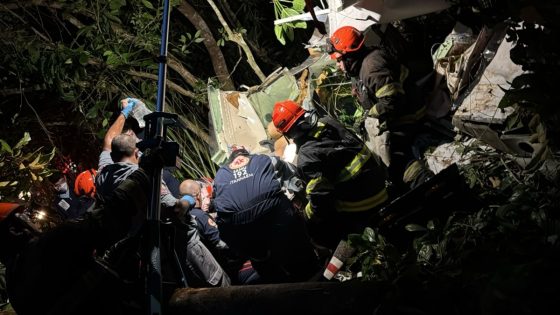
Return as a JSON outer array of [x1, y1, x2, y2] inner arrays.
[[169, 281, 386, 315], [177, 1, 235, 90]]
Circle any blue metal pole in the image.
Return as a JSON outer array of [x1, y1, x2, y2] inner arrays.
[[146, 0, 171, 314]]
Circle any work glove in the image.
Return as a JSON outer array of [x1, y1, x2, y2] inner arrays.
[[120, 97, 143, 118]]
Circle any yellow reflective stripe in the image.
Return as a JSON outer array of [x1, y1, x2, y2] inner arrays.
[[304, 202, 314, 219], [305, 177, 333, 219], [335, 188, 389, 212], [337, 146, 371, 182], [375, 83, 405, 98], [305, 176, 333, 195], [310, 122, 326, 138], [399, 65, 409, 83], [368, 105, 379, 118]]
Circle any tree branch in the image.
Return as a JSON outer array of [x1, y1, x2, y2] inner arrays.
[[125, 70, 197, 100], [216, 0, 281, 69], [177, 1, 235, 90], [206, 0, 267, 82]]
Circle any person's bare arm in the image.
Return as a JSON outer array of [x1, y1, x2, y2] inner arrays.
[[103, 99, 134, 151], [103, 114, 126, 151]]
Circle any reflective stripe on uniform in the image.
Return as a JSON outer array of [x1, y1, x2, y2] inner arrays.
[[337, 146, 372, 182], [305, 177, 333, 219], [304, 202, 314, 219], [334, 188, 389, 212], [306, 177, 334, 194], [374, 65, 409, 99], [310, 122, 326, 139], [375, 83, 405, 98]]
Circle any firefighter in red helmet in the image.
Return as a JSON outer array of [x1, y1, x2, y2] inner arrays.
[[328, 25, 433, 193], [272, 100, 388, 249]]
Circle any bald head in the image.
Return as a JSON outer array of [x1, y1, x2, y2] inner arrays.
[[179, 179, 201, 198]]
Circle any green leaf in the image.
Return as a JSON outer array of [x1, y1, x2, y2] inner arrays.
[[194, 38, 204, 43], [142, 0, 154, 9], [362, 227, 375, 242], [405, 224, 428, 232], [102, 118, 109, 127], [78, 53, 89, 65], [109, 0, 126, 11], [285, 26, 294, 42], [0, 139, 13, 154], [281, 8, 300, 18], [274, 25, 286, 45], [14, 132, 31, 150], [293, 21, 307, 29], [292, 0, 305, 12]]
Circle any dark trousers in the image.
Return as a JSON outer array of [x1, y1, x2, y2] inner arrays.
[[387, 123, 433, 193], [219, 204, 320, 283]]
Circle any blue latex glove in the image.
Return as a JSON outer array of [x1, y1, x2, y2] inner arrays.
[[121, 97, 140, 118], [181, 195, 196, 207]]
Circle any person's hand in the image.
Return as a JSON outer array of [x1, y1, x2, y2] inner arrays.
[[175, 195, 195, 224], [179, 195, 195, 209], [120, 97, 142, 118]]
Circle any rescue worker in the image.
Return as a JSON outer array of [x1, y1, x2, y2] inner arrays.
[[272, 100, 388, 249], [175, 180, 231, 287], [213, 146, 320, 283], [54, 170, 94, 220], [328, 25, 433, 192], [96, 97, 229, 287], [0, 150, 175, 315], [180, 179, 260, 284], [69, 169, 97, 218]]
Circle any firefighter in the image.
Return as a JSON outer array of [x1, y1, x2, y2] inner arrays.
[[213, 146, 320, 283], [272, 100, 389, 249], [328, 25, 433, 192]]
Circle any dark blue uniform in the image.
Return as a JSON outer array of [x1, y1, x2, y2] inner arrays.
[[191, 208, 221, 247], [214, 154, 319, 283]]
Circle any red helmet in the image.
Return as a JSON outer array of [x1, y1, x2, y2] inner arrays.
[[74, 169, 97, 198], [329, 26, 365, 59], [272, 100, 305, 134]]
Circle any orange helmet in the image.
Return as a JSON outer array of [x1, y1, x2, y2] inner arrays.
[[0, 203, 23, 222], [329, 26, 365, 59], [272, 100, 305, 134], [74, 169, 97, 198]]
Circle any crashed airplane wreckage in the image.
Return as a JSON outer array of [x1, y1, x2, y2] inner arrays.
[[170, 3, 552, 315]]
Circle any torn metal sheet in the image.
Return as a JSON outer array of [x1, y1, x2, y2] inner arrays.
[[327, 0, 450, 34], [453, 27, 523, 125], [208, 69, 307, 165], [450, 23, 542, 164]]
